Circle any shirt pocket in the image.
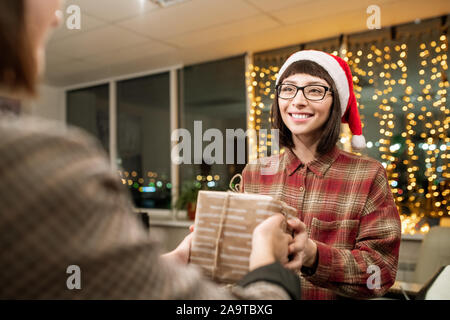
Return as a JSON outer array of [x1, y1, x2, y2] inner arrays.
[[309, 217, 360, 250]]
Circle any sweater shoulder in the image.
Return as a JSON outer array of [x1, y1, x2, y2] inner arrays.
[[0, 113, 104, 154], [337, 148, 384, 171]]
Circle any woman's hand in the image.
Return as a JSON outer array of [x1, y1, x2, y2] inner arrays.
[[161, 224, 194, 264], [284, 218, 317, 271], [249, 214, 293, 271]]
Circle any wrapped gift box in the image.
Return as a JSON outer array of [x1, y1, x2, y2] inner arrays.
[[189, 191, 297, 284]]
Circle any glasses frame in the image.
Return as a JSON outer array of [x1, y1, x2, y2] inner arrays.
[[276, 83, 333, 101]]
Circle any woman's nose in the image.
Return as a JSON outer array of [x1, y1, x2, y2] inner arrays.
[[291, 89, 308, 106]]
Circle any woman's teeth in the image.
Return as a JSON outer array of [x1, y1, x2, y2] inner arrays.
[[291, 114, 312, 119]]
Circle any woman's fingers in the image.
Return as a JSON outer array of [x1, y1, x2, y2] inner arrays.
[[253, 214, 305, 266], [254, 213, 285, 235], [287, 217, 301, 229], [287, 217, 306, 234], [280, 254, 290, 265], [284, 251, 304, 271], [285, 233, 293, 244], [189, 224, 194, 233], [162, 232, 194, 265], [266, 213, 287, 228], [288, 232, 308, 254], [277, 233, 293, 263], [179, 232, 193, 251], [288, 242, 305, 256], [284, 223, 309, 270], [288, 242, 301, 255]]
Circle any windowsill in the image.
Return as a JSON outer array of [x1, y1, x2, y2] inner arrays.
[[134, 208, 193, 228], [134, 208, 172, 219], [401, 234, 424, 241], [149, 219, 193, 228]]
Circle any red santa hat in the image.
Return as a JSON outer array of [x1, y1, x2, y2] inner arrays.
[[276, 50, 366, 150]]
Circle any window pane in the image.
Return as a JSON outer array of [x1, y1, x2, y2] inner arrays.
[[66, 84, 110, 153], [117, 72, 171, 209], [179, 56, 247, 193]]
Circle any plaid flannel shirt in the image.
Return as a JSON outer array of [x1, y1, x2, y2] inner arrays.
[[242, 146, 401, 300], [0, 114, 299, 299]]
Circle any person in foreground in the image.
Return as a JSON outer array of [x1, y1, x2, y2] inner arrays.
[[0, 0, 305, 299], [242, 50, 402, 299]]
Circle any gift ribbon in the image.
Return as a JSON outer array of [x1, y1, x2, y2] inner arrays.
[[212, 192, 230, 280], [229, 173, 242, 193]]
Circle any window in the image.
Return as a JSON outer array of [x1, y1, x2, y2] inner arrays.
[[66, 84, 109, 153], [178, 55, 247, 191], [346, 20, 448, 218], [117, 72, 171, 209]]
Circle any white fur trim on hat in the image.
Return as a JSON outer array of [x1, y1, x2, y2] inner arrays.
[[351, 135, 366, 150], [276, 50, 349, 117]]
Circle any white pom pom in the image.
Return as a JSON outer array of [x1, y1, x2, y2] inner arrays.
[[351, 135, 366, 150]]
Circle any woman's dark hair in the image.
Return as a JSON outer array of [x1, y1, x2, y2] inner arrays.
[[271, 60, 341, 156], [0, 0, 36, 96]]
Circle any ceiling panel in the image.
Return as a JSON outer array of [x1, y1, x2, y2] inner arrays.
[[118, 0, 259, 39], [271, 0, 393, 25], [381, 0, 450, 26], [45, 53, 71, 67], [166, 15, 280, 48], [87, 41, 177, 66], [48, 13, 107, 42], [63, 0, 160, 22], [245, 0, 311, 12], [51, 53, 176, 86], [47, 25, 150, 59], [45, 58, 94, 84]]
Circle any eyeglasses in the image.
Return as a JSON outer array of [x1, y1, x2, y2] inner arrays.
[[276, 83, 333, 101]]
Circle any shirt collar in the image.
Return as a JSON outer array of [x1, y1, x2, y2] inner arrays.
[[284, 145, 341, 177]]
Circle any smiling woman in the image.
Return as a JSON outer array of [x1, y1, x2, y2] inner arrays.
[[242, 50, 401, 300]]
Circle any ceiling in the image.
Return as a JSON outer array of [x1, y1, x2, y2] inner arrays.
[[45, 0, 450, 87]]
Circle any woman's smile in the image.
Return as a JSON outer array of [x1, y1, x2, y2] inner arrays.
[[288, 112, 315, 122]]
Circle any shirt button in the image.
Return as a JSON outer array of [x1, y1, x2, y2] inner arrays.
[[299, 186, 305, 192]]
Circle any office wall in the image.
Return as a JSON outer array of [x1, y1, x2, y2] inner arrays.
[[29, 84, 65, 123]]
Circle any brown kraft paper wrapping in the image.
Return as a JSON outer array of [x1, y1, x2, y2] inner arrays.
[[189, 190, 297, 284]]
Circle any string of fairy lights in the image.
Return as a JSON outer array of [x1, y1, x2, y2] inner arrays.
[[419, 35, 449, 217], [247, 26, 449, 235], [349, 43, 404, 204], [246, 64, 281, 161], [118, 170, 172, 192], [118, 170, 223, 192]]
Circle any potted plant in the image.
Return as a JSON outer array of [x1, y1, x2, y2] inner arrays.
[[175, 181, 202, 220]]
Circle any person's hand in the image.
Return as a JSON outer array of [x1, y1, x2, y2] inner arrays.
[[161, 224, 194, 264], [249, 214, 293, 271], [284, 218, 317, 272]]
